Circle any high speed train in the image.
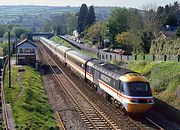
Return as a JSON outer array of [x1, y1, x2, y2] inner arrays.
[[40, 37, 154, 113]]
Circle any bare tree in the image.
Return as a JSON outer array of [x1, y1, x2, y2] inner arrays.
[[143, 3, 159, 35]]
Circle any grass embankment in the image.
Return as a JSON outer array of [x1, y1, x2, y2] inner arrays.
[[127, 61, 180, 122], [4, 66, 56, 129], [50, 36, 97, 58]]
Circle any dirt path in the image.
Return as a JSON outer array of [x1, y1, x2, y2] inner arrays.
[[17, 73, 24, 97]]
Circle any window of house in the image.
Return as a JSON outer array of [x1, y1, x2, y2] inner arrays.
[[30, 48, 35, 53], [19, 49, 23, 53], [24, 48, 29, 54]]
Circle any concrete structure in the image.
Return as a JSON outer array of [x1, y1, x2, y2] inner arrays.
[[27, 32, 54, 41], [17, 39, 37, 66]]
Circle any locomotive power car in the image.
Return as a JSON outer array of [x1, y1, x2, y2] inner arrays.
[[40, 37, 154, 113]]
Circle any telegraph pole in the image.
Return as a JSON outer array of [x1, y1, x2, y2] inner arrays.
[[8, 31, 11, 88], [15, 37, 17, 65]]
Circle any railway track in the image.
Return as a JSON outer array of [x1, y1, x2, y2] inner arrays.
[[39, 42, 166, 130], [39, 44, 120, 130]]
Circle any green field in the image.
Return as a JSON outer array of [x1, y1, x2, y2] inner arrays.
[[0, 6, 79, 16], [127, 61, 180, 122], [4, 66, 56, 129], [0, 5, 113, 24]]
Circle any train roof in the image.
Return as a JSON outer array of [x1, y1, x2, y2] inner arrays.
[[91, 59, 139, 80], [67, 50, 92, 63], [56, 45, 71, 51]]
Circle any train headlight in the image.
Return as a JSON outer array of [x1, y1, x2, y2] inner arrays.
[[147, 99, 154, 103], [130, 99, 139, 103]]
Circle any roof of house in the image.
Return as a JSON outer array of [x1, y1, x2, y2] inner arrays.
[[17, 39, 37, 47], [156, 31, 176, 39]]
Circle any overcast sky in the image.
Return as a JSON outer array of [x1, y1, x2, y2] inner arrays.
[[0, 0, 177, 9]]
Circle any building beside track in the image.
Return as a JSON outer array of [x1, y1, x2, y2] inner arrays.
[[17, 39, 37, 66]]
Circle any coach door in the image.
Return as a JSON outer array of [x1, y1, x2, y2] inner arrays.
[[94, 70, 99, 85]]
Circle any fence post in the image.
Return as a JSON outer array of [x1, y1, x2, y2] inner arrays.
[[153, 55, 155, 61], [178, 55, 180, 62], [97, 51, 99, 58], [164, 55, 167, 61], [120, 55, 122, 61], [127, 55, 129, 60], [134, 55, 137, 60], [143, 55, 145, 60]]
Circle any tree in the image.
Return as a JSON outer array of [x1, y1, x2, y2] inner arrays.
[[87, 6, 96, 26], [176, 27, 180, 37], [67, 13, 77, 35], [164, 5, 170, 14], [86, 21, 106, 45], [0, 47, 3, 56], [143, 3, 159, 34], [0, 42, 9, 55], [77, 4, 88, 33], [140, 32, 153, 53], [84, 6, 95, 30], [51, 14, 68, 35], [115, 31, 142, 52], [156, 1, 180, 27], [157, 6, 164, 15], [41, 20, 53, 32], [107, 8, 129, 44], [20, 34, 28, 40], [127, 8, 142, 32], [116, 32, 131, 44], [3, 32, 16, 39], [11, 27, 31, 38], [0, 25, 7, 37]]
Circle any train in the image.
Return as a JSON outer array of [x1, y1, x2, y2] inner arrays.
[[40, 37, 154, 113]]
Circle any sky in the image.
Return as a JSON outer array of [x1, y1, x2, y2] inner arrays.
[[0, 0, 178, 9]]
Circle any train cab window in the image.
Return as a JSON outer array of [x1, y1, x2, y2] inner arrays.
[[87, 66, 91, 73], [119, 82, 124, 93], [88, 67, 91, 73], [124, 82, 152, 96]]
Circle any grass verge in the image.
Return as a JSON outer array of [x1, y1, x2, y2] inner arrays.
[[4, 66, 56, 129]]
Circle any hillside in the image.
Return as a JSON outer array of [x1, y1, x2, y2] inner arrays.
[[0, 5, 114, 24], [127, 61, 180, 122]]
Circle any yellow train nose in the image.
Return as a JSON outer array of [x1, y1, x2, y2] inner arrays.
[[126, 103, 154, 113]]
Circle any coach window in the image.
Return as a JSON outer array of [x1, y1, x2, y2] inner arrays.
[[81, 64, 84, 69], [112, 81, 116, 88]]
